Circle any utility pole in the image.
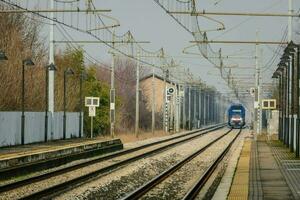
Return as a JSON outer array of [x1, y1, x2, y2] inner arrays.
[[110, 32, 116, 138], [198, 87, 201, 127], [193, 87, 197, 129], [110, 56, 115, 137], [49, 0, 55, 138], [183, 84, 186, 130], [188, 85, 191, 130], [135, 52, 140, 137], [163, 69, 169, 132], [203, 89, 206, 126], [255, 31, 261, 135], [151, 67, 155, 134]]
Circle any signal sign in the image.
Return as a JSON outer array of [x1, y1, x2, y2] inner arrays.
[[167, 87, 175, 95], [262, 99, 276, 110], [250, 88, 255, 96]]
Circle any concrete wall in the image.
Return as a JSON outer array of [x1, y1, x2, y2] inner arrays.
[[0, 112, 83, 147], [267, 110, 279, 136]]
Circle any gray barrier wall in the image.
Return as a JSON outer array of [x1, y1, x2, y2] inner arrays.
[[0, 112, 83, 147]]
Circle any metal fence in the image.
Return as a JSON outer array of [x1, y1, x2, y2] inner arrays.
[[0, 112, 83, 147]]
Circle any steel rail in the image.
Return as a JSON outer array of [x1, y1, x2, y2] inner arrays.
[[121, 129, 234, 200], [0, 124, 224, 193], [182, 128, 242, 200], [0, 125, 225, 199], [0, 124, 224, 187]]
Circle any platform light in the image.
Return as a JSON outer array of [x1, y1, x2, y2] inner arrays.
[[21, 58, 35, 145], [0, 50, 8, 61]]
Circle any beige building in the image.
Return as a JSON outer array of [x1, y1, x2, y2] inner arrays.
[[140, 74, 175, 113]]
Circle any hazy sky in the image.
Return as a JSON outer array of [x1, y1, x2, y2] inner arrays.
[[8, 0, 300, 99]]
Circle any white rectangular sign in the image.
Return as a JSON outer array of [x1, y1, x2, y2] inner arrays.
[[254, 101, 260, 109], [85, 97, 100, 107], [110, 103, 115, 110], [89, 106, 96, 117]]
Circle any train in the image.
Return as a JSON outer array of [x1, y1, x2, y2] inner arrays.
[[227, 103, 246, 129]]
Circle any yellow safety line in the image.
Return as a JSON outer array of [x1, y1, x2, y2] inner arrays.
[[227, 140, 251, 200]]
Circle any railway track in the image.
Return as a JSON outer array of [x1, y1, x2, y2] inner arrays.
[[0, 124, 225, 200], [121, 128, 242, 200]]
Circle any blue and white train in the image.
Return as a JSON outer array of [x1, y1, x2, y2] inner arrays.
[[227, 104, 246, 129]]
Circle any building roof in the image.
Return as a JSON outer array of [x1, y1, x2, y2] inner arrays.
[[140, 74, 173, 84]]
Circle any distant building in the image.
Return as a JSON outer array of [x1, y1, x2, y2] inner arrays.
[[140, 74, 175, 113]]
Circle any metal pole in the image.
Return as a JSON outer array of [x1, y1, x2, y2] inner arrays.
[[163, 70, 168, 132], [45, 67, 49, 142], [183, 85, 186, 130], [198, 87, 201, 127], [286, 61, 291, 147], [279, 74, 283, 141], [284, 67, 287, 145], [79, 73, 83, 138], [193, 87, 197, 129], [135, 52, 140, 137], [291, 52, 295, 152], [188, 86, 191, 130], [175, 83, 179, 132], [296, 46, 300, 157], [63, 72, 67, 140], [259, 49, 263, 134], [91, 116, 93, 139], [110, 53, 115, 138], [285, 65, 289, 145], [49, 0, 55, 137], [169, 10, 300, 17], [151, 67, 155, 134], [203, 90, 206, 126], [21, 62, 25, 145], [255, 31, 260, 135], [110, 31, 116, 138]]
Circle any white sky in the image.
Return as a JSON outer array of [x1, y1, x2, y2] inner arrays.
[[5, 0, 300, 103]]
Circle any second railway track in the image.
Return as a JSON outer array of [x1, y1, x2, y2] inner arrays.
[[0, 124, 225, 200], [122, 128, 242, 200]]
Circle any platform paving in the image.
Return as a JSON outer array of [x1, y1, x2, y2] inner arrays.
[[271, 141, 300, 200], [249, 138, 294, 200], [0, 137, 123, 169]]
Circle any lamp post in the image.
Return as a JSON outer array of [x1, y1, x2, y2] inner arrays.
[[21, 58, 35, 145], [280, 57, 290, 146], [272, 69, 283, 140], [79, 71, 87, 138], [45, 63, 56, 142], [63, 68, 74, 140], [286, 41, 300, 157], [0, 50, 8, 61]]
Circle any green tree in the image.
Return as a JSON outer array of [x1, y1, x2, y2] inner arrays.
[[83, 66, 111, 136]]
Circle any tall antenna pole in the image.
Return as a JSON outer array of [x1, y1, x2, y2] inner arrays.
[[49, 0, 55, 137]]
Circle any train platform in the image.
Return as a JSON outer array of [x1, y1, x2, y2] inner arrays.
[[0, 137, 123, 170], [228, 133, 300, 200]]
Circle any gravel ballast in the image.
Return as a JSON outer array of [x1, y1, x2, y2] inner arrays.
[[55, 128, 230, 200]]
